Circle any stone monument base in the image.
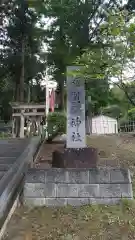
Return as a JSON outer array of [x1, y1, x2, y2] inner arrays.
[[52, 147, 98, 168]]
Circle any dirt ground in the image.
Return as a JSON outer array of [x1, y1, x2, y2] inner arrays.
[[34, 138, 64, 169], [3, 133, 135, 240], [87, 133, 135, 167], [35, 133, 135, 169]]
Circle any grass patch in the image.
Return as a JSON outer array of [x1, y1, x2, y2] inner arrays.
[[4, 200, 135, 240]]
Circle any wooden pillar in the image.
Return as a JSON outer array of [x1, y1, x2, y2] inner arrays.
[[37, 117, 41, 136], [19, 109, 25, 138], [12, 117, 15, 138], [33, 109, 37, 135]]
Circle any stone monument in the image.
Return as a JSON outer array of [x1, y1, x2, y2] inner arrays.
[[66, 66, 86, 148], [52, 66, 98, 168]]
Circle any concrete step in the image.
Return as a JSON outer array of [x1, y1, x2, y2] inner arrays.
[[0, 164, 13, 171], [0, 139, 30, 158], [0, 171, 6, 180], [0, 157, 16, 165], [0, 151, 23, 158]]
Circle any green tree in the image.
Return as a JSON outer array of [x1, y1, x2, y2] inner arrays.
[[0, 0, 46, 122], [76, 10, 135, 111], [101, 105, 122, 119], [126, 0, 135, 11], [85, 77, 110, 115], [39, 0, 120, 110], [0, 0, 127, 121], [1, 0, 45, 102]]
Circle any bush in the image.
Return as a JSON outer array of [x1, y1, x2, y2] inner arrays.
[[0, 131, 11, 139], [47, 112, 66, 139]]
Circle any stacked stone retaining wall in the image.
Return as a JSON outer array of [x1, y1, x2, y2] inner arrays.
[[24, 168, 133, 206]]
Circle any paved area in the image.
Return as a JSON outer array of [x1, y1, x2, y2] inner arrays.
[[0, 139, 29, 181]]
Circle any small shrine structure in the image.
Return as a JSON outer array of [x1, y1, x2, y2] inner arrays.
[[11, 79, 58, 138]]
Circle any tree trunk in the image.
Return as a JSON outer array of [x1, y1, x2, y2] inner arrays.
[[56, 16, 66, 111], [83, 0, 89, 45], [15, 82, 20, 102], [13, 0, 27, 137], [19, 38, 25, 102], [79, 0, 90, 55], [59, 80, 65, 111], [57, 63, 66, 111], [14, 39, 25, 138], [14, 81, 20, 137], [27, 83, 31, 103]]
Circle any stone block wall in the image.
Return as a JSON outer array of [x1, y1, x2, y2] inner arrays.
[[23, 168, 133, 207]]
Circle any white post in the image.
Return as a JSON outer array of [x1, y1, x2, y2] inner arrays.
[[88, 96, 92, 135], [45, 70, 49, 139]]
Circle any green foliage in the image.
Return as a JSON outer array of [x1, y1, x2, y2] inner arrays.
[[74, 9, 135, 115], [43, 0, 119, 110], [0, 0, 46, 103], [102, 105, 122, 119], [108, 86, 129, 119], [0, 131, 11, 139], [126, 0, 135, 11], [1, 0, 134, 122], [47, 112, 66, 137], [128, 108, 135, 118], [85, 78, 110, 115]]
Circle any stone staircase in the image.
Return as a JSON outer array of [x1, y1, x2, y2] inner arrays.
[[0, 137, 41, 225], [0, 139, 29, 184]]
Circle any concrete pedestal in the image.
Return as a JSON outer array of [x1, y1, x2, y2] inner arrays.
[[52, 147, 98, 168]]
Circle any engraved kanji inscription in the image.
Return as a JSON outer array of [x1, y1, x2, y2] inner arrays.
[[72, 77, 81, 86], [67, 66, 86, 148], [70, 116, 81, 131], [70, 105, 81, 114], [71, 91, 80, 103], [71, 132, 82, 142]]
